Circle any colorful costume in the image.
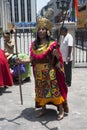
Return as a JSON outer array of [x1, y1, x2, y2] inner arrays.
[[30, 40, 68, 108], [0, 49, 13, 87]]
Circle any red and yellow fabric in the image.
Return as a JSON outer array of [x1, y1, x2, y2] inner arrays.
[[72, 0, 78, 21], [68, 0, 78, 22], [30, 41, 68, 107]]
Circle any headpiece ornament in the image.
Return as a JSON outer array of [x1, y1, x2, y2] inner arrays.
[[37, 17, 52, 31]]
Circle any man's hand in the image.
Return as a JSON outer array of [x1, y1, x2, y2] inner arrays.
[[66, 57, 70, 64]]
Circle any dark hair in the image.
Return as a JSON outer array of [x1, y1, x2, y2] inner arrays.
[[34, 29, 54, 50], [60, 26, 68, 32], [10, 29, 14, 34], [3, 31, 10, 37]]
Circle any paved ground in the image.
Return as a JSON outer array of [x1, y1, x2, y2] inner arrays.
[[0, 67, 87, 130]]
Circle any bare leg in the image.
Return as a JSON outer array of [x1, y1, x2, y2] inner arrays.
[[63, 100, 69, 114], [57, 104, 64, 120]]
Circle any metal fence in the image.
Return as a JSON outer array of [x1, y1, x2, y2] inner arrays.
[[75, 29, 87, 67], [0, 29, 87, 67], [0, 30, 35, 55]]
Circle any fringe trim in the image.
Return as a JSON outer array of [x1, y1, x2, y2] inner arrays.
[[35, 96, 64, 106]]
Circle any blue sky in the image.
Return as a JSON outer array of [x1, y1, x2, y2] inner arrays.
[[37, 0, 50, 13]]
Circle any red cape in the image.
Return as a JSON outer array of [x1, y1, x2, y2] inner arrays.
[[0, 49, 13, 87], [30, 41, 68, 100]]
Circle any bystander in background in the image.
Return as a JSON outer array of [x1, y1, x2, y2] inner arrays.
[[3, 31, 15, 60], [59, 27, 73, 87]]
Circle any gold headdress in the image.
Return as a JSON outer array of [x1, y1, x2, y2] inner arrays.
[[37, 17, 52, 31]]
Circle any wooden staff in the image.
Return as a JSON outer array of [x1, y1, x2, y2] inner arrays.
[[13, 27, 23, 105]]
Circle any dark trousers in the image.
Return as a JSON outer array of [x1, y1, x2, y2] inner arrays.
[[64, 61, 72, 86]]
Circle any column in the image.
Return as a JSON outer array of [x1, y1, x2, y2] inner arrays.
[[12, 0, 15, 23], [18, 0, 21, 22], [25, 0, 28, 22]]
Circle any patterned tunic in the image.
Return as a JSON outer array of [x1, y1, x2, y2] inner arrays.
[[30, 41, 67, 107]]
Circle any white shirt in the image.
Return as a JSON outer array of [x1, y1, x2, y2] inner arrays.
[[60, 33, 73, 62]]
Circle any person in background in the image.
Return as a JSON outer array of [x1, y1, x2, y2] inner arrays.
[[59, 27, 73, 87], [30, 17, 68, 120], [0, 49, 13, 88], [12, 53, 31, 83], [3, 31, 15, 60], [4, 32, 31, 84]]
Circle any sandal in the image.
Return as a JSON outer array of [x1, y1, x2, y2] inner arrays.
[[57, 105, 64, 121], [57, 111, 64, 121]]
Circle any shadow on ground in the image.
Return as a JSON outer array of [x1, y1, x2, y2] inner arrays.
[[0, 87, 12, 95], [0, 107, 59, 130]]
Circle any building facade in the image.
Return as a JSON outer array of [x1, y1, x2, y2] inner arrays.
[[77, 3, 87, 28], [0, 0, 11, 31], [8, 0, 37, 23], [79, 0, 86, 5]]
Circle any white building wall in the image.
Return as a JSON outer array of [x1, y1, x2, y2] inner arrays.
[[0, 0, 2, 27], [25, 0, 27, 22], [0, 0, 11, 31], [31, 0, 37, 22], [10, 0, 36, 23], [6, 2, 11, 26], [18, 0, 21, 22], [11, 0, 14, 23]]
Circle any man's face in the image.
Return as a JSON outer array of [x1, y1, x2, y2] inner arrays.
[[60, 30, 66, 36]]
